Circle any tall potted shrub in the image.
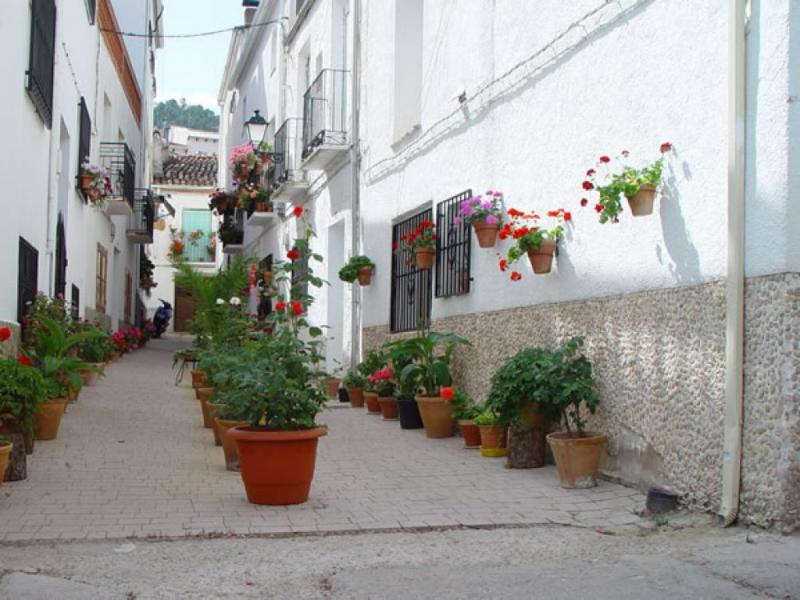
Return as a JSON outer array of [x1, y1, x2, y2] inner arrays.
[[0, 359, 47, 475]]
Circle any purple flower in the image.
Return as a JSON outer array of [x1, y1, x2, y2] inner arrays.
[[485, 214, 498, 225], [480, 200, 493, 210], [453, 216, 462, 226], [493, 191, 503, 197], [462, 205, 474, 216], [485, 190, 494, 195]]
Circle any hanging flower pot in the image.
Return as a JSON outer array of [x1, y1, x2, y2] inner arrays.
[[526, 239, 557, 274], [80, 172, 94, 192], [627, 184, 656, 216], [414, 247, 435, 270], [357, 266, 373, 286], [472, 219, 500, 248]]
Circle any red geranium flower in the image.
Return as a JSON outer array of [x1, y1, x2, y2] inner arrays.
[[287, 249, 300, 261], [660, 142, 673, 154], [580, 198, 588, 207], [507, 208, 524, 218], [594, 204, 604, 213], [547, 210, 561, 218], [586, 168, 596, 177], [563, 211, 572, 222], [498, 224, 512, 240], [498, 258, 508, 272], [440, 387, 455, 401], [293, 205, 304, 218], [512, 226, 529, 239], [599, 155, 610, 163], [582, 181, 594, 191], [18, 355, 33, 366], [275, 301, 286, 311], [392, 241, 399, 251], [0, 327, 11, 342], [510, 271, 522, 281], [291, 301, 303, 316]]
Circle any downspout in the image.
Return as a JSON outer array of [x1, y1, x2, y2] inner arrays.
[[719, 0, 748, 527], [349, 0, 362, 370]]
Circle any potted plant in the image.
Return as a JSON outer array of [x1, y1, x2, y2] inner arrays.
[[370, 367, 398, 420], [498, 208, 568, 277], [397, 220, 438, 270], [230, 143, 259, 181], [209, 188, 232, 214], [0, 358, 47, 461], [541, 337, 604, 488], [342, 370, 367, 408], [581, 143, 673, 223], [79, 161, 112, 205], [395, 329, 471, 438], [218, 221, 244, 246], [359, 350, 386, 414], [385, 339, 424, 429], [0, 434, 12, 487], [74, 322, 110, 385], [454, 191, 504, 248], [449, 388, 482, 448], [338, 256, 376, 286], [474, 410, 507, 457]]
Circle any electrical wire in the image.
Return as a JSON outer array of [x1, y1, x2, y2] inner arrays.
[[99, 18, 288, 40]]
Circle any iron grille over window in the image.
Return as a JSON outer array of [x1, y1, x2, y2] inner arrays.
[[435, 190, 472, 298], [85, 0, 96, 24], [71, 284, 80, 320], [76, 98, 91, 198], [272, 118, 304, 188], [128, 189, 155, 244], [18, 238, 39, 324], [302, 69, 349, 159], [391, 209, 433, 333], [26, 0, 57, 128], [291, 248, 309, 305]]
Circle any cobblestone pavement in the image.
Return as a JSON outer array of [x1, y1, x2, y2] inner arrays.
[[0, 337, 645, 542]]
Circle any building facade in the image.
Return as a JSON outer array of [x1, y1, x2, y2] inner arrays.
[[0, 0, 162, 335]]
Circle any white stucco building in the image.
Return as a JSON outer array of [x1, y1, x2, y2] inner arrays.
[[0, 0, 162, 331]]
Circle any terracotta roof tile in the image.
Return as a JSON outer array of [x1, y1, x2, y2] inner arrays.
[[155, 153, 218, 187]]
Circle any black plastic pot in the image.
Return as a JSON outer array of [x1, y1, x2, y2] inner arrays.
[[396, 396, 423, 429], [338, 388, 350, 403]]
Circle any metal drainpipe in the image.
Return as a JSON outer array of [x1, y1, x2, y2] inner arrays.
[[349, 0, 362, 371], [719, 0, 748, 527]]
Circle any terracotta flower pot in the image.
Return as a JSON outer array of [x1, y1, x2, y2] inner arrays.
[[191, 370, 208, 389], [0, 441, 12, 486], [254, 201, 269, 212], [80, 172, 94, 192], [627, 184, 656, 216], [415, 396, 454, 438], [215, 418, 249, 471], [478, 425, 507, 451], [472, 219, 500, 248], [458, 420, 482, 448], [364, 391, 381, 414], [108, 351, 120, 362], [79, 369, 97, 386], [67, 387, 80, 403], [357, 266, 373, 286], [229, 426, 328, 505], [34, 398, 68, 441], [526, 239, 557, 274], [546, 432, 607, 489], [197, 387, 215, 429], [347, 387, 365, 408], [378, 396, 399, 420], [414, 247, 435, 270], [208, 403, 226, 446], [325, 378, 340, 398]]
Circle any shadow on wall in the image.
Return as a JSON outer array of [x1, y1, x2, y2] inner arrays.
[[658, 152, 702, 283]]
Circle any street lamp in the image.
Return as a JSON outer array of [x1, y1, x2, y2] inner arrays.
[[245, 110, 268, 150]]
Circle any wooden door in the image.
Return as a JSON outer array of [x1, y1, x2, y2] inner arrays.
[[173, 285, 195, 332]]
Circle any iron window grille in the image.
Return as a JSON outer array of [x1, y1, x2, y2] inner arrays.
[[17, 238, 39, 324], [390, 209, 433, 333], [291, 248, 309, 307], [302, 68, 349, 159], [129, 189, 155, 244], [26, 0, 57, 128], [271, 118, 304, 188], [435, 190, 472, 298], [76, 98, 91, 199], [99, 142, 136, 211]]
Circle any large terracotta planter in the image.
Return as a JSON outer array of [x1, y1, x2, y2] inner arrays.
[[364, 391, 381, 414], [347, 388, 365, 408], [79, 363, 103, 386], [34, 398, 68, 441], [378, 396, 399, 420], [197, 387, 215, 428], [0, 441, 12, 487], [229, 426, 328, 505], [627, 184, 656, 216], [325, 378, 340, 398], [191, 370, 208, 389], [546, 432, 607, 489], [215, 418, 248, 471], [415, 396, 454, 438], [472, 219, 500, 248], [208, 403, 226, 446], [357, 267, 373, 286], [526, 239, 557, 274], [458, 420, 481, 448], [67, 387, 80, 403], [414, 247, 434, 270]]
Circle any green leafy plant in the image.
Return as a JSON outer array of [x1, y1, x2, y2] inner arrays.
[[390, 328, 471, 397], [450, 390, 482, 421], [338, 256, 375, 283], [73, 322, 111, 363], [342, 370, 368, 389], [473, 410, 501, 426], [369, 367, 396, 397], [384, 338, 421, 398], [356, 350, 388, 393], [0, 359, 47, 436]]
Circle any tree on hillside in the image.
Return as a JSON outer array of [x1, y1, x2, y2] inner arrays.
[[155, 99, 220, 131]]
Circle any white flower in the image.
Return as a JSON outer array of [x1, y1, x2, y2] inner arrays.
[[229, 296, 241, 306], [216, 298, 225, 305]]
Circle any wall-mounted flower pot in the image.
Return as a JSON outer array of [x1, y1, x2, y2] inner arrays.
[[478, 424, 508, 456], [215, 418, 248, 471], [347, 388, 365, 408], [0, 441, 13, 487], [416, 396, 454, 438], [357, 266, 373, 285], [627, 184, 656, 216], [458, 420, 482, 448], [34, 398, 67, 441], [197, 387, 215, 428], [396, 396, 424, 429], [378, 396, 399, 420], [80, 172, 94, 192], [472, 220, 500, 248], [414, 247, 435, 270], [229, 426, 327, 505], [526, 239, 557, 274], [364, 391, 381, 414], [325, 378, 340, 398], [546, 432, 607, 489], [254, 201, 269, 212]]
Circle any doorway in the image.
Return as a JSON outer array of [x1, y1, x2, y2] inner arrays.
[[173, 285, 196, 332]]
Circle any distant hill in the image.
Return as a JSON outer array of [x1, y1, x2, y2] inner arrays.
[[155, 99, 219, 131]]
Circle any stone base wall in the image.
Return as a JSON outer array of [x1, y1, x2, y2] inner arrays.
[[364, 273, 799, 531]]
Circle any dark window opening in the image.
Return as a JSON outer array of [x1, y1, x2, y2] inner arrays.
[[76, 98, 91, 199], [54, 215, 67, 299], [258, 254, 274, 320], [435, 189, 472, 298], [26, 0, 57, 128], [390, 208, 433, 333], [17, 238, 39, 325], [71, 284, 80, 320]]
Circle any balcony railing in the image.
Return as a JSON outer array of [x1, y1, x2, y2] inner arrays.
[[272, 118, 306, 189], [99, 142, 136, 214], [127, 189, 154, 244], [302, 69, 349, 160]]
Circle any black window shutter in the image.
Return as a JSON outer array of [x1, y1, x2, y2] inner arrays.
[[77, 98, 91, 197], [17, 238, 39, 324], [26, 0, 57, 128], [54, 216, 67, 299]]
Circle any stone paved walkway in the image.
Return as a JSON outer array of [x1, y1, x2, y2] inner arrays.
[[0, 337, 645, 542]]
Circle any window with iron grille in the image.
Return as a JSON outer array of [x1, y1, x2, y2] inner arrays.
[[85, 0, 96, 24], [258, 254, 273, 319], [76, 98, 91, 198], [390, 208, 433, 333], [26, 0, 57, 128], [71, 285, 80, 320], [435, 189, 472, 298], [96, 244, 108, 314], [291, 248, 309, 307], [17, 238, 39, 324]]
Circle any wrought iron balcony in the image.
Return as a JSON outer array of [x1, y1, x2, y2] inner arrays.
[[271, 118, 308, 200], [302, 69, 350, 168], [127, 189, 154, 244], [99, 142, 136, 216]]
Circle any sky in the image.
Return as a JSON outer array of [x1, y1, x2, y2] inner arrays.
[[154, 0, 247, 112]]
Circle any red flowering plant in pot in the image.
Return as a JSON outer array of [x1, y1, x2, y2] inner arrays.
[[397, 220, 438, 270], [454, 191, 504, 248], [581, 143, 673, 223], [497, 208, 569, 278], [369, 367, 399, 420]]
